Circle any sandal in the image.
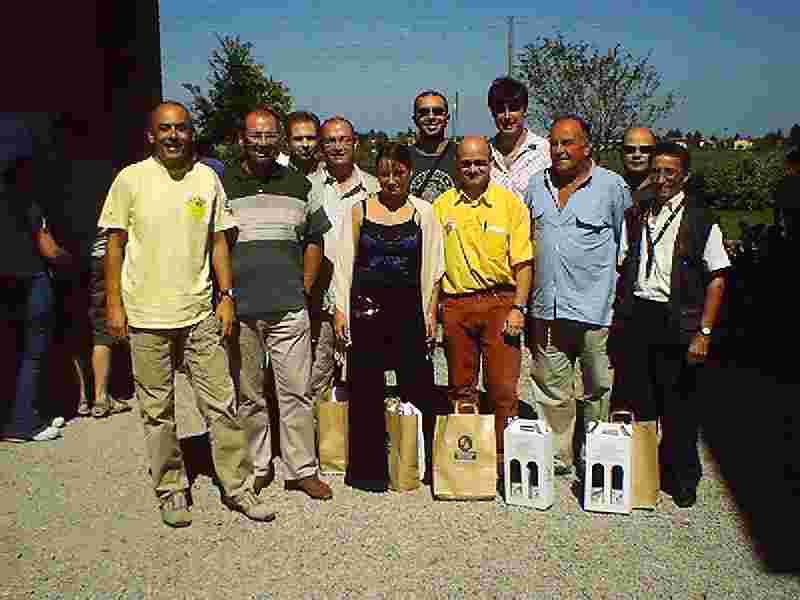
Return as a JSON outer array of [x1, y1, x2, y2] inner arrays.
[[110, 398, 133, 414], [92, 394, 112, 419], [77, 400, 91, 417]]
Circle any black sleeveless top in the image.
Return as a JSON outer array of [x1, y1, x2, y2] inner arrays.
[[353, 198, 422, 289]]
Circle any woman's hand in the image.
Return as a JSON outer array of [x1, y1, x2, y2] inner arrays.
[[334, 308, 350, 347]]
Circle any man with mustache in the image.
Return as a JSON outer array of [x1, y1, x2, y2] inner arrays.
[[307, 116, 379, 409], [433, 136, 533, 473], [487, 77, 550, 199], [409, 90, 458, 203], [225, 106, 333, 501], [526, 116, 631, 477], [98, 101, 275, 527]]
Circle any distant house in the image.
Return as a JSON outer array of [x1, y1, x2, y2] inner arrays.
[[733, 139, 754, 151]]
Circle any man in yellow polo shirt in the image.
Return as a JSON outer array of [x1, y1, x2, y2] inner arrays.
[[433, 135, 533, 464]]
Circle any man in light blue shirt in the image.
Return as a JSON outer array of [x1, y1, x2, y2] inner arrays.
[[525, 115, 631, 475]]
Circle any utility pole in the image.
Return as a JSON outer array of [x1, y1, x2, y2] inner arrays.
[[453, 91, 459, 140], [507, 16, 514, 76]]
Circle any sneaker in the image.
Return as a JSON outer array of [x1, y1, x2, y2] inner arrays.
[[92, 394, 112, 419], [160, 492, 192, 528], [32, 426, 62, 442], [51, 417, 66, 429], [226, 490, 276, 522], [76, 400, 91, 417]]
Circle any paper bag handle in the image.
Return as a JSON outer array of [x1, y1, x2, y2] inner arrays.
[[454, 401, 479, 415], [610, 410, 635, 424]]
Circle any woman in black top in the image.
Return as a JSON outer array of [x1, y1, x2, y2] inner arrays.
[[334, 143, 448, 492]]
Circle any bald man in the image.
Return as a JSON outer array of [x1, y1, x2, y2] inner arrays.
[[225, 107, 333, 501], [99, 102, 275, 526], [433, 136, 533, 469], [621, 127, 658, 202]]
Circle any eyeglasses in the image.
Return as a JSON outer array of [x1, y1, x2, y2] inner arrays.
[[416, 106, 447, 117], [459, 160, 490, 169], [321, 136, 355, 147], [622, 145, 655, 155], [244, 131, 280, 143]]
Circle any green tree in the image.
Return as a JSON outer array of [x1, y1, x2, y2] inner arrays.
[[183, 34, 293, 145], [516, 33, 679, 143]]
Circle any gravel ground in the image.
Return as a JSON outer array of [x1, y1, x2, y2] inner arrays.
[[2, 351, 799, 599]]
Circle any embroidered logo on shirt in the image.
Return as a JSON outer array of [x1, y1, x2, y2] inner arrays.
[[186, 195, 208, 221]]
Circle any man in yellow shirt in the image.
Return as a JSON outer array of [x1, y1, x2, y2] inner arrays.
[[433, 136, 533, 464]]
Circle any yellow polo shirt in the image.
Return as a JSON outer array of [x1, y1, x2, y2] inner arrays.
[[433, 182, 533, 295]]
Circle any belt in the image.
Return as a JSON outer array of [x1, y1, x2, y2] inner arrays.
[[443, 285, 515, 299]]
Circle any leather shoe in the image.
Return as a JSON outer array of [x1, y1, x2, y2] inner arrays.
[[253, 463, 275, 496], [284, 475, 333, 500]]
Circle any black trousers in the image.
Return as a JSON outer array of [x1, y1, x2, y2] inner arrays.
[[346, 285, 449, 491], [625, 297, 702, 489]]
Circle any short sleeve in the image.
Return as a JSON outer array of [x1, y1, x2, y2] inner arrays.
[[703, 224, 731, 272], [213, 173, 236, 232], [509, 194, 534, 265], [612, 181, 632, 243], [304, 189, 331, 244], [97, 170, 133, 230]]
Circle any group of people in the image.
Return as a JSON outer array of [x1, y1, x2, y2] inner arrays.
[[1, 76, 732, 527]]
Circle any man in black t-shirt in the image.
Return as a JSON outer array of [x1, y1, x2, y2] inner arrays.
[[408, 90, 458, 202]]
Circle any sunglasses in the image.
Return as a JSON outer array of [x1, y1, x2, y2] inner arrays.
[[459, 160, 490, 169], [622, 145, 655, 155], [416, 106, 447, 117]]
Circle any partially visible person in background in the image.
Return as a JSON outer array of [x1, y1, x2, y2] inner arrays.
[[195, 139, 225, 180], [620, 127, 658, 203], [774, 148, 800, 246], [0, 115, 70, 442]]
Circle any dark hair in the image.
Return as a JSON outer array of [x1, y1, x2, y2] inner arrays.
[[552, 114, 592, 140], [488, 77, 528, 113], [321, 115, 356, 138], [786, 148, 800, 164], [651, 141, 691, 173], [413, 90, 449, 115], [375, 142, 413, 172], [286, 111, 321, 134]]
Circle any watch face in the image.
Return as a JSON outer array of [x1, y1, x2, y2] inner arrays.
[[701, 327, 712, 335]]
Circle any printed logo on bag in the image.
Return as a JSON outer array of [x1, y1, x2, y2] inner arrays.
[[454, 435, 477, 462]]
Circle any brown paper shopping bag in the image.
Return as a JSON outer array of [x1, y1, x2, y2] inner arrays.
[[631, 420, 659, 510], [317, 385, 349, 474], [611, 411, 659, 510], [433, 403, 497, 500], [386, 410, 421, 492]]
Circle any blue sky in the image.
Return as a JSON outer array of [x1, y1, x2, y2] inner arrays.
[[160, 0, 800, 139]]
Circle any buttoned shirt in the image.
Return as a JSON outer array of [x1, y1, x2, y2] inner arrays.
[[620, 191, 730, 303], [526, 163, 631, 326], [489, 129, 551, 200], [434, 182, 533, 295], [308, 165, 380, 312]]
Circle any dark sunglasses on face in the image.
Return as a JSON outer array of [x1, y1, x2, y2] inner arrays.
[[416, 106, 447, 117], [459, 160, 490, 169], [623, 144, 655, 155]]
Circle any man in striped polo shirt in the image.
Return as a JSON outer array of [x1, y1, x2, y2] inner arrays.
[[225, 107, 333, 501]]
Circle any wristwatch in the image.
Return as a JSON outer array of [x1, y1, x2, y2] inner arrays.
[[218, 288, 237, 302], [512, 304, 528, 316], [699, 326, 712, 336]]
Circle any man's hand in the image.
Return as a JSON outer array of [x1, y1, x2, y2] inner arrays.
[[107, 302, 128, 339], [686, 333, 710, 365], [503, 307, 525, 337], [334, 308, 350, 346], [426, 306, 438, 344], [216, 296, 236, 338]]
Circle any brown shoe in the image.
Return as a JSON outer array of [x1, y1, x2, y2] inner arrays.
[[284, 475, 333, 501], [253, 463, 275, 496]]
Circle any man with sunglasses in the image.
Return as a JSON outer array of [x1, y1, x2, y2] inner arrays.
[[433, 136, 533, 473], [224, 107, 333, 501], [621, 127, 658, 202], [616, 142, 729, 508], [409, 90, 458, 203], [307, 116, 379, 412], [487, 77, 551, 199]]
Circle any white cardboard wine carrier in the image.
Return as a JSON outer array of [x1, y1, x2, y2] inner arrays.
[[503, 419, 554, 510]]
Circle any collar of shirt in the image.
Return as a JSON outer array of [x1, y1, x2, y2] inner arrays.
[[651, 191, 685, 220], [543, 160, 596, 198], [489, 128, 542, 174], [454, 186, 492, 208], [320, 165, 367, 198]]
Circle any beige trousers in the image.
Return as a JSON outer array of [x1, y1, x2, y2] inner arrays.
[[128, 314, 249, 500], [229, 308, 317, 480], [529, 318, 612, 466]]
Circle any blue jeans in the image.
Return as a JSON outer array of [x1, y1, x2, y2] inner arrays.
[[1, 271, 53, 438]]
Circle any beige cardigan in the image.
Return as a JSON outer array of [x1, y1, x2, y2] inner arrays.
[[333, 194, 445, 332]]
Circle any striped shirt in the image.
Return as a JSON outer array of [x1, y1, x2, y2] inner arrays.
[[489, 129, 551, 200]]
